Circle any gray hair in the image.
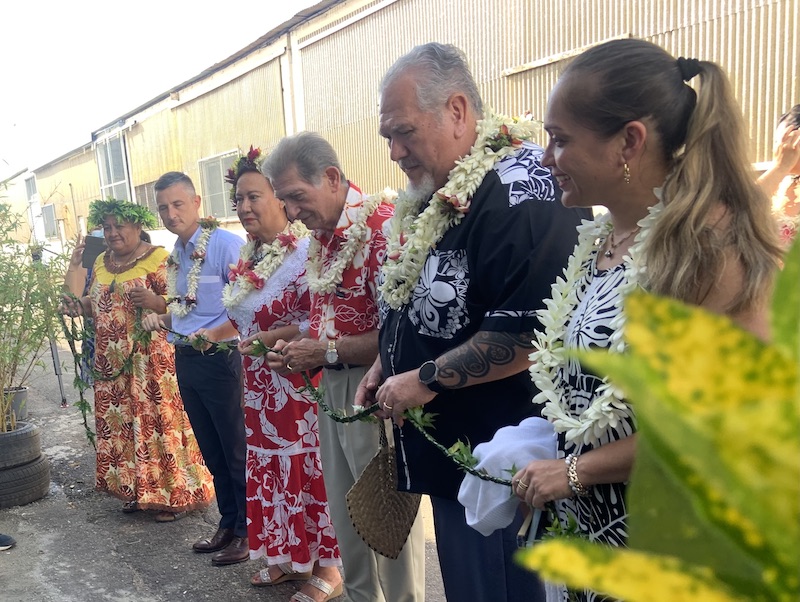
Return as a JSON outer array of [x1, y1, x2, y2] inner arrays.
[[154, 171, 196, 195], [261, 132, 345, 186], [380, 43, 483, 116]]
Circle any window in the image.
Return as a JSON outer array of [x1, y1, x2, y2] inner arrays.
[[42, 204, 57, 239], [199, 151, 237, 219], [134, 181, 162, 227], [96, 134, 130, 201], [24, 176, 37, 201]]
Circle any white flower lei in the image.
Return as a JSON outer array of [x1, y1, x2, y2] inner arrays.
[[166, 221, 217, 318], [306, 191, 389, 294], [529, 201, 665, 447], [221, 220, 310, 309], [380, 111, 539, 309]]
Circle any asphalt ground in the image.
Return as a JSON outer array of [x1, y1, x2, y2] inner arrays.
[[0, 343, 445, 602]]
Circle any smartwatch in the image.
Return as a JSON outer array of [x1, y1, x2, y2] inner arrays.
[[325, 340, 339, 365], [419, 360, 446, 394]]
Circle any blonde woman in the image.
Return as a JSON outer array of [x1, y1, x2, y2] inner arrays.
[[508, 39, 781, 601]]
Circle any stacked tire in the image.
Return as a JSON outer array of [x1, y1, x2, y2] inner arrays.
[[0, 422, 50, 508]]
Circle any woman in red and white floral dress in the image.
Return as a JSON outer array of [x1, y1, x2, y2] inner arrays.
[[214, 149, 341, 599]]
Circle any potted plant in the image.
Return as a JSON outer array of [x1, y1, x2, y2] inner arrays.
[[0, 202, 63, 507]]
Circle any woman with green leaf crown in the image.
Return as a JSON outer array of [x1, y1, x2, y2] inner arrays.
[[62, 199, 213, 521], [213, 149, 342, 598], [507, 39, 781, 600]]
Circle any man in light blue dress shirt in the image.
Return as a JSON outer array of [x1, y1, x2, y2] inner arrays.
[[139, 172, 248, 566]]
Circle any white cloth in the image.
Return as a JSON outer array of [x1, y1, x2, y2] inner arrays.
[[457, 417, 557, 536]]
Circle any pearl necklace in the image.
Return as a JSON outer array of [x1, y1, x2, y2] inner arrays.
[[305, 191, 387, 294], [166, 218, 218, 318], [529, 201, 664, 447], [222, 220, 309, 309], [380, 111, 538, 310]]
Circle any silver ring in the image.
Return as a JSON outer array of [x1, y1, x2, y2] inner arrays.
[[287, 363, 293, 371], [384, 402, 393, 411]]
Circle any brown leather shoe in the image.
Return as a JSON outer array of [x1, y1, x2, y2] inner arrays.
[[193, 528, 234, 553], [211, 536, 249, 566]]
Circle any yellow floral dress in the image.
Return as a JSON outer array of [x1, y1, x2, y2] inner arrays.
[[90, 247, 214, 511]]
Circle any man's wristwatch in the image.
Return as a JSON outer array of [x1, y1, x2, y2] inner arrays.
[[419, 360, 446, 394], [325, 340, 339, 365]]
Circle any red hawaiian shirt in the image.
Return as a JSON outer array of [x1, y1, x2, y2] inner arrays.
[[308, 182, 394, 341]]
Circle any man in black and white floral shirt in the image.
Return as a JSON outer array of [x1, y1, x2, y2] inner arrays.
[[356, 43, 590, 602]]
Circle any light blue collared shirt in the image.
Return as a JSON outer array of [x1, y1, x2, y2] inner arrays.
[[170, 226, 244, 340]]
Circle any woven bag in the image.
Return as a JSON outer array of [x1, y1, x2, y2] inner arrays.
[[346, 420, 422, 559]]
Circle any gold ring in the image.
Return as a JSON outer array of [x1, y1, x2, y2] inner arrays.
[[517, 480, 530, 491]]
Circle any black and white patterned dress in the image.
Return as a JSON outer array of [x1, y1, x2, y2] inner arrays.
[[554, 252, 632, 602]]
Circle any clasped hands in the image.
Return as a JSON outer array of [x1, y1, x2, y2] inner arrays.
[[354, 360, 435, 427]]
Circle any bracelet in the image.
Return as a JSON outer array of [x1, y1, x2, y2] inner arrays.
[[565, 454, 590, 497]]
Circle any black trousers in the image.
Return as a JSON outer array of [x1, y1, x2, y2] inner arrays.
[[431, 495, 545, 602], [174, 346, 247, 537]]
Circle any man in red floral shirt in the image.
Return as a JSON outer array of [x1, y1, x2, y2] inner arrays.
[[262, 132, 426, 602]]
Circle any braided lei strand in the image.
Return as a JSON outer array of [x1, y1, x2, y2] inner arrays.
[[529, 201, 664, 447], [166, 217, 219, 318], [222, 220, 309, 309], [380, 111, 539, 310], [305, 191, 388, 294]]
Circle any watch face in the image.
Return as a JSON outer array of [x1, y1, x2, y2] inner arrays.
[[419, 360, 436, 383], [325, 349, 338, 364]]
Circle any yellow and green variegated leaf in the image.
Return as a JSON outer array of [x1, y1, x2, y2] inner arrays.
[[771, 235, 800, 361], [518, 539, 746, 602], [627, 435, 771, 599], [581, 292, 800, 599]]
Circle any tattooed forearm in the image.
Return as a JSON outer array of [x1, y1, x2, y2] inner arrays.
[[436, 330, 535, 388]]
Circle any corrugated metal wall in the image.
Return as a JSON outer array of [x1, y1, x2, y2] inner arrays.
[[295, 0, 799, 194], [34, 147, 100, 237], [127, 110, 180, 186], [173, 60, 286, 186]]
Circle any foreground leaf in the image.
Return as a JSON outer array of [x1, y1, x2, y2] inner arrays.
[[519, 539, 745, 602]]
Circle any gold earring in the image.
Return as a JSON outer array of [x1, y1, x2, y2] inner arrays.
[[623, 163, 631, 185]]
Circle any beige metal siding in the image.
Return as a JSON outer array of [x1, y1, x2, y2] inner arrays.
[[127, 110, 180, 186], [174, 60, 286, 188], [34, 148, 99, 238], [295, 0, 799, 193]]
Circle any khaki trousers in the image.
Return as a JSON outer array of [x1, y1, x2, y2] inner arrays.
[[320, 367, 426, 602]]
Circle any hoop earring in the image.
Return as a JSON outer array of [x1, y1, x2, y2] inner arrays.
[[623, 163, 631, 185]]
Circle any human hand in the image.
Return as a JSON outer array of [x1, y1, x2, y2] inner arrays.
[[69, 236, 85, 268], [59, 293, 84, 317], [140, 313, 165, 332], [512, 459, 573, 510], [375, 369, 436, 427], [129, 286, 157, 310], [354, 356, 383, 410], [278, 338, 326, 374], [187, 328, 213, 352], [264, 338, 289, 374], [774, 126, 800, 175], [239, 330, 280, 356]]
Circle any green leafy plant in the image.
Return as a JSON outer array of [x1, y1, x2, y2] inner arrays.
[[518, 240, 800, 601], [0, 203, 68, 431]]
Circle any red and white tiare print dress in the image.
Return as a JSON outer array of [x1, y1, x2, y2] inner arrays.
[[91, 247, 214, 511], [227, 237, 340, 570]]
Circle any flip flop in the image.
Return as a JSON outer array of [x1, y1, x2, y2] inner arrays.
[[121, 501, 139, 513], [250, 562, 312, 587], [291, 575, 344, 602]]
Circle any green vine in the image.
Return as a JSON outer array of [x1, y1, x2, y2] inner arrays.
[[59, 294, 236, 447], [248, 340, 512, 485]]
